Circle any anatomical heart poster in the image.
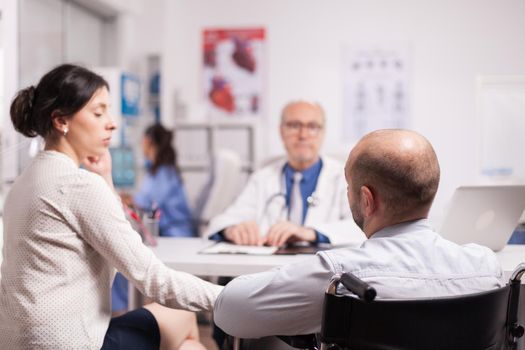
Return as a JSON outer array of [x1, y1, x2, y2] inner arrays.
[[203, 28, 266, 118]]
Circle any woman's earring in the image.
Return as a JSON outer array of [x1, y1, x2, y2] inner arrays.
[[63, 128, 68, 136]]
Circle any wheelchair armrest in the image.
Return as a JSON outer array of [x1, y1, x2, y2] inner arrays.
[[340, 273, 376, 302]]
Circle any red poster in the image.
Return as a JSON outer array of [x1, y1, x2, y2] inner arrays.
[[203, 28, 265, 118]]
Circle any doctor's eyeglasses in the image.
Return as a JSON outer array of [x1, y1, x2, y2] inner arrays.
[[282, 121, 324, 136]]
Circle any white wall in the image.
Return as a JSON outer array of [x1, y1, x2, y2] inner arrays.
[[162, 0, 525, 221], [1, 0, 20, 185], [1, 0, 166, 190]]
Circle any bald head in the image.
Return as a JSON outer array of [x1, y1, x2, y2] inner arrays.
[[346, 129, 440, 221]]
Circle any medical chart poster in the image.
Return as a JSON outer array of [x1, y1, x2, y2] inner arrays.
[[202, 28, 266, 118], [342, 45, 411, 142], [477, 76, 525, 179]]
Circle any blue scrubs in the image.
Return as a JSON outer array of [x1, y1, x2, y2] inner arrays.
[[133, 165, 194, 237]]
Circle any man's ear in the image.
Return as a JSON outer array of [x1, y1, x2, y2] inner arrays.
[[360, 185, 376, 217], [51, 111, 68, 133]]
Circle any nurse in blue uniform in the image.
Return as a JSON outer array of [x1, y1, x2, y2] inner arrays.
[[132, 124, 194, 237], [113, 124, 195, 313]]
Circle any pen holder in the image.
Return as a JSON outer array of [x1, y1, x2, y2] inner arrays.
[[143, 216, 160, 237]]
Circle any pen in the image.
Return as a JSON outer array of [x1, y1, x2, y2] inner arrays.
[[150, 202, 160, 219], [124, 204, 157, 247]]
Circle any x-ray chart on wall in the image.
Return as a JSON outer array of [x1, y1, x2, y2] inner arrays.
[[478, 76, 525, 180], [342, 45, 411, 142]]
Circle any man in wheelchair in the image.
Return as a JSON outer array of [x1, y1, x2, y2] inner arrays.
[[214, 129, 503, 347]]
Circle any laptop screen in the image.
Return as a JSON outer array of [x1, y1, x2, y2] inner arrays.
[[438, 185, 525, 251]]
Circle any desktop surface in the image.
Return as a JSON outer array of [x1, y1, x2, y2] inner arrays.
[[130, 237, 525, 310], [151, 237, 523, 279], [150, 238, 307, 277]]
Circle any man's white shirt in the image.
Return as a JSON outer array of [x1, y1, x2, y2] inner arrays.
[[214, 219, 503, 338]]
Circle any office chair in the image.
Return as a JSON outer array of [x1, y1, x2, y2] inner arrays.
[[193, 148, 242, 236]]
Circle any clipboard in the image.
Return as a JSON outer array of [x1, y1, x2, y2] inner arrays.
[[199, 242, 278, 255], [199, 242, 332, 255], [274, 243, 332, 255]]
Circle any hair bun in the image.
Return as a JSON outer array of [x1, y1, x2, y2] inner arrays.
[[26, 86, 36, 111], [10, 85, 39, 137]]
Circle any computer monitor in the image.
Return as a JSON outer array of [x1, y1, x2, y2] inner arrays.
[[109, 147, 136, 189]]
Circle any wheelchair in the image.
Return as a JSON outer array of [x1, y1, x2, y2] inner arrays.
[[228, 263, 525, 350]]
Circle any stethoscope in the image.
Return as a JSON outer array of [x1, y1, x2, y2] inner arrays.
[[260, 172, 321, 223]]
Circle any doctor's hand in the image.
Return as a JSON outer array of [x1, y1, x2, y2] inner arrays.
[[264, 221, 316, 247], [224, 221, 264, 246]]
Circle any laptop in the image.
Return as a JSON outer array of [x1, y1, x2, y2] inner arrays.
[[438, 185, 525, 251]]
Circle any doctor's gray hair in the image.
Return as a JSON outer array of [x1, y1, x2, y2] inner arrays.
[[280, 100, 326, 124]]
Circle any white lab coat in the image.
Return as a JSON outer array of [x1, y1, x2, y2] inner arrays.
[[205, 156, 365, 246]]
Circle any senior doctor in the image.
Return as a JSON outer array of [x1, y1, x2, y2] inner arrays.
[[206, 100, 363, 246]]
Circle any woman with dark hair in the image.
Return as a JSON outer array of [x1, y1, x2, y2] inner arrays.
[[132, 124, 194, 237], [0, 64, 220, 350]]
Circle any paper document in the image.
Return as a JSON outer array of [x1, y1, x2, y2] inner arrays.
[[200, 242, 278, 255]]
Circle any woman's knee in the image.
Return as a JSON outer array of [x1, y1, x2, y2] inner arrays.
[[143, 303, 201, 349], [178, 339, 206, 350]]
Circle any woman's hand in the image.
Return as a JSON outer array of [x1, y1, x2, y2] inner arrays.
[[120, 192, 135, 207], [82, 150, 114, 189]]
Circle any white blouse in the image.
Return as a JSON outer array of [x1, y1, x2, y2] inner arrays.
[[0, 151, 222, 349]]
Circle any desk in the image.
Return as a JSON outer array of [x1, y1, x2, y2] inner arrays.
[[150, 237, 311, 277], [129, 238, 310, 308], [151, 237, 525, 278], [495, 244, 525, 279], [129, 238, 525, 309]]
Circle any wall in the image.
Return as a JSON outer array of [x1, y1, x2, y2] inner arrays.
[[0, 0, 159, 184], [109, 0, 167, 180], [1, 0, 20, 185], [162, 0, 525, 221]]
